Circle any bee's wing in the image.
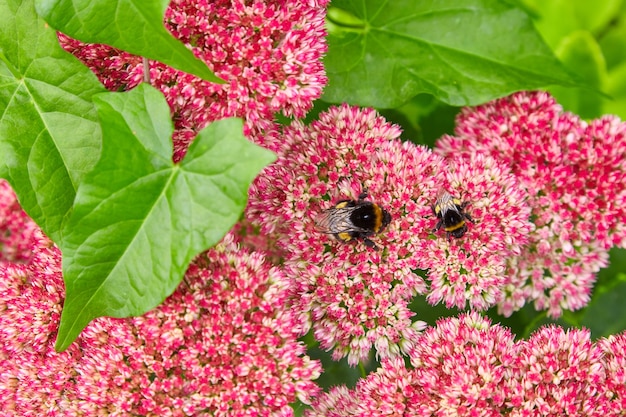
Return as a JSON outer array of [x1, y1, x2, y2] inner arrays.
[[314, 206, 366, 234], [435, 191, 457, 215]]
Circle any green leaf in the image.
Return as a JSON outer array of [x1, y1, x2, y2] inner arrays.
[[35, 0, 223, 84], [597, 248, 626, 288], [549, 30, 606, 119], [301, 331, 372, 389], [323, 0, 578, 108], [55, 84, 275, 351], [581, 274, 626, 339], [0, 0, 104, 243]]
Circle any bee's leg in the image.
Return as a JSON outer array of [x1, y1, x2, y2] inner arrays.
[[363, 238, 379, 250], [432, 219, 443, 233], [431, 204, 437, 216], [464, 212, 475, 223], [358, 189, 369, 201]]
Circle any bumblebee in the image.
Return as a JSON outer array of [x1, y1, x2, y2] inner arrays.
[[431, 189, 474, 239], [315, 191, 392, 250]]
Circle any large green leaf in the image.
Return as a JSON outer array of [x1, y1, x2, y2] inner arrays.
[[0, 0, 104, 243], [323, 0, 578, 108], [35, 0, 223, 83], [56, 84, 275, 351]]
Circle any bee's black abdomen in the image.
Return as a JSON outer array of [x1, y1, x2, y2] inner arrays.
[[443, 210, 464, 226], [349, 203, 378, 231]]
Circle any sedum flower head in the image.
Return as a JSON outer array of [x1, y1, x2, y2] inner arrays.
[[0, 229, 127, 416], [307, 313, 516, 417], [305, 356, 415, 417], [596, 334, 626, 414], [60, 0, 328, 153], [164, 0, 328, 131], [508, 326, 606, 416], [421, 154, 534, 311], [132, 233, 322, 414], [307, 313, 621, 417], [0, 219, 321, 415], [436, 91, 626, 317], [0, 180, 39, 262], [407, 312, 517, 416], [247, 104, 535, 364], [248, 104, 439, 365]]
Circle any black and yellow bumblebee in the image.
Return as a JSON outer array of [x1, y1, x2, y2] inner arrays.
[[315, 191, 392, 250], [431, 189, 474, 239]]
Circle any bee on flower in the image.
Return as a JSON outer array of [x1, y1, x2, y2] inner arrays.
[[315, 190, 392, 250], [431, 189, 474, 239]]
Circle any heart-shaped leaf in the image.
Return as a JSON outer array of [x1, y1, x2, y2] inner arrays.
[[35, 0, 223, 83], [323, 0, 579, 108], [56, 83, 275, 351], [0, 0, 104, 243]]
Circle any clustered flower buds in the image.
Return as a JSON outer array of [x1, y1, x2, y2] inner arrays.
[[307, 313, 626, 416], [5, 0, 626, 410], [0, 223, 321, 415], [246, 104, 535, 364], [244, 91, 626, 364], [437, 91, 626, 317], [59, 0, 329, 161]]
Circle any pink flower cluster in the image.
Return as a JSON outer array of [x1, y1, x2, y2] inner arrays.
[[59, 0, 328, 160], [0, 180, 38, 263], [246, 105, 534, 364], [307, 312, 626, 417], [437, 91, 626, 317], [7, 0, 626, 408], [244, 91, 626, 364], [0, 182, 321, 416]]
